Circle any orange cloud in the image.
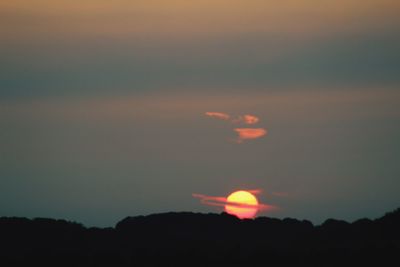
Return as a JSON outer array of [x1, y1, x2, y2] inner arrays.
[[234, 128, 267, 142], [192, 193, 276, 211], [247, 189, 262, 195], [242, 115, 259, 124], [205, 112, 267, 143], [205, 112, 230, 120], [235, 114, 260, 125], [206, 112, 261, 125], [192, 193, 228, 208]]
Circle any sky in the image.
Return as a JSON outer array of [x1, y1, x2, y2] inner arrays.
[[1, 0, 399, 227]]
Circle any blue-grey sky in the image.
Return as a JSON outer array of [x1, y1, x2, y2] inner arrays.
[[1, 0, 399, 226]]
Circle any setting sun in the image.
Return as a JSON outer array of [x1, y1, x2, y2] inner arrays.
[[225, 190, 259, 219]]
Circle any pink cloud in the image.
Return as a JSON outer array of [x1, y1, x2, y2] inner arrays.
[[247, 189, 262, 195], [205, 112, 267, 143], [192, 193, 276, 211], [235, 114, 260, 125], [205, 112, 260, 125], [234, 128, 267, 142], [205, 112, 230, 120], [243, 115, 260, 124]]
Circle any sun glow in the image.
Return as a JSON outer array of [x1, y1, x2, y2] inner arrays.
[[225, 190, 259, 219]]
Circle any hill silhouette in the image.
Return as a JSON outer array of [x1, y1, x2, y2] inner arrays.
[[1, 209, 399, 266]]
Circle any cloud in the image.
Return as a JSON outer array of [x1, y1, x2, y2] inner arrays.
[[192, 193, 276, 211], [247, 189, 262, 195], [205, 112, 231, 120], [205, 112, 267, 143], [241, 114, 260, 125], [206, 112, 260, 125], [234, 128, 267, 142], [192, 193, 228, 208], [234, 114, 260, 125]]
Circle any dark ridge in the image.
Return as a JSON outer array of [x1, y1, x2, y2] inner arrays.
[[1, 209, 399, 266]]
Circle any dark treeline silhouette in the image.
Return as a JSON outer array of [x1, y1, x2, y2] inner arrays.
[[1, 209, 399, 266]]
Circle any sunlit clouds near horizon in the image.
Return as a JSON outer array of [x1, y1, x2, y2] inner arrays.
[[205, 111, 267, 143], [0, 0, 400, 227]]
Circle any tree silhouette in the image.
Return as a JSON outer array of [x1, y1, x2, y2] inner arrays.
[[1, 209, 399, 266]]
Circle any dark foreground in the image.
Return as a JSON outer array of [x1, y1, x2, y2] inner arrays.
[[1, 209, 399, 266]]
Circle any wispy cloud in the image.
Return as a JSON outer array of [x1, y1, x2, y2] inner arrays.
[[234, 114, 260, 125], [234, 128, 267, 143], [205, 112, 266, 143], [247, 189, 262, 195], [192, 193, 276, 211], [206, 112, 260, 125], [205, 112, 231, 121]]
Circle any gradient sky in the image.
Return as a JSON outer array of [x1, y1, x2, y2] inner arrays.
[[1, 0, 399, 227]]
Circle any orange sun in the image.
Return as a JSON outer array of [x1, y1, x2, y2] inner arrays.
[[225, 190, 259, 219]]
